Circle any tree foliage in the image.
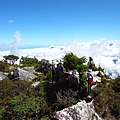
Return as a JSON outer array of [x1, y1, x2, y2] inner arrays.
[[3, 55, 19, 65], [93, 64, 105, 73], [62, 52, 87, 71], [20, 56, 39, 69], [0, 61, 9, 72]]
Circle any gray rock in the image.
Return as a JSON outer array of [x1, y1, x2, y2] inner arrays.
[[8, 67, 38, 81], [22, 66, 35, 73], [0, 72, 7, 81], [54, 100, 102, 120], [31, 81, 40, 87], [18, 68, 37, 81]]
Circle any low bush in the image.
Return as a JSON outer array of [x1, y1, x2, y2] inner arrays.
[[3, 93, 48, 120], [92, 78, 120, 120]]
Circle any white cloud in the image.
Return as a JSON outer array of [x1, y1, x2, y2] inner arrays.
[[9, 31, 22, 55], [0, 38, 120, 79], [8, 20, 17, 23]]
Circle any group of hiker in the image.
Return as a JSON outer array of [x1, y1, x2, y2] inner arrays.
[[51, 57, 95, 96], [51, 61, 66, 84]]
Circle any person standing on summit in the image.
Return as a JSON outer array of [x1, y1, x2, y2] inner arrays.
[[87, 57, 95, 70], [86, 69, 94, 95], [86, 57, 95, 96], [59, 61, 66, 81], [51, 61, 56, 84]]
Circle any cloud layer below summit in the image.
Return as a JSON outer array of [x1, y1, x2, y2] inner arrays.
[[0, 39, 120, 79]]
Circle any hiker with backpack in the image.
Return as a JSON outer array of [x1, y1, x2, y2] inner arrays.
[[59, 61, 66, 81], [69, 70, 80, 90], [51, 61, 56, 84], [87, 57, 95, 70], [54, 63, 61, 83], [69, 70, 80, 100], [86, 69, 94, 95]]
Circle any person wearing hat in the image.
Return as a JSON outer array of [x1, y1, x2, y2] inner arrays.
[[69, 70, 80, 90], [86, 69, 94, 95], [59, 61, 66, 80], [87, 57, 95, 70], [51, 61, 56, 84]]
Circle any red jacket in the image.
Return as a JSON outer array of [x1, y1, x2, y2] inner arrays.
[[88, 78, 93, 85]]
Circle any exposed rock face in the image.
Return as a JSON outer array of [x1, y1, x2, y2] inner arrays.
[[54, 100, 102, 120], [18, 68, 37, 81], [31, 81, 40, 87], [22, 66, 35, 73], [93, 76, 101, 83], [8, 67, 38, 81], [92, 71, 102, 83], [0, 72, 8, 81]]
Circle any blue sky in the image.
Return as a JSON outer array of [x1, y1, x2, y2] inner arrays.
[[0, 0, 120, 48]]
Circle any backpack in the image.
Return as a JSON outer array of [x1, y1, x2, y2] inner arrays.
[[87, 72, 93, 85], [59, 65, 64, 72], [88, 61, 95, 69]]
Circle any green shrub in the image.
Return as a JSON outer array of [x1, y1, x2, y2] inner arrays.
[[11, 80, 33, 96], [62, 52, 87, 71], [0, 105, 5, 120], [4, 93, 41, 120], [80, 73, 87, 86], [113, 76, 120, 92], [0, 78, 14, 100], [54, 89, 78, 110], [0, 61, 10, 72], [20, 56, 39, 69], [92, 79, 120, 119]]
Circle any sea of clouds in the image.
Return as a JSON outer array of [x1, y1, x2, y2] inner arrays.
[[0, 31, 120, 79]]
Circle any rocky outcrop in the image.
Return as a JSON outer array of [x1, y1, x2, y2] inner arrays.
[[54, 100, 102, 120], [17, 68, 37, 81], [0, 72, 8, 81], [8, 67, 38, 81], [92, 71, 103, 83], [93, 76, 101, 83], [22, 66, 35, 73], [31, 81, 40, 87]]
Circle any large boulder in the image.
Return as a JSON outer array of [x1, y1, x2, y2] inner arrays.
[[22, 66, 35, 73], [92, 71, 103, 83], [93, 76, 101, 83], [0, 72, 8, 81], [92, 71, 104, 77], [18, 68, 37, 81], [54, 100, 102, 120], [8, 67, 38, 81], [31, 81, 40, 87]]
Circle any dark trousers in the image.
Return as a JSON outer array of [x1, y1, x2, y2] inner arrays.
[[88, 83, 92, 95], [71, 83, 79, 91], [52, 71, 55, 83], [71, 83, 80, 99]]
